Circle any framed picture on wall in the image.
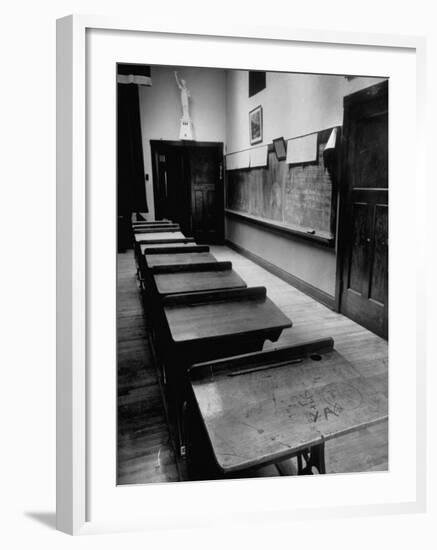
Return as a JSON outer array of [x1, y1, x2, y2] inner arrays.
[[249, 105, 263, 144]]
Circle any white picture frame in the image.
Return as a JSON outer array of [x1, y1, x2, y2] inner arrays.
[[56, 14, 427, 535]]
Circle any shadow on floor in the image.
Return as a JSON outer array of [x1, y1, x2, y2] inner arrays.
[[24, 511, 56, 530]]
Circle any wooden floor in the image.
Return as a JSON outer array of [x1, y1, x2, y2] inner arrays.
[[117, 245, 388, 485], [117, 251, 178, 485]]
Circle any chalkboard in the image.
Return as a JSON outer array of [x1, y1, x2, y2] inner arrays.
[[226, 128, 339, 241]]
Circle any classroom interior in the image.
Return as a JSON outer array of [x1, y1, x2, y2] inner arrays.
[[117, 64, 389, 484]]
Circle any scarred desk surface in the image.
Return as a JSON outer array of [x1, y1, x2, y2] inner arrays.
[[189, 338, 388, 473]]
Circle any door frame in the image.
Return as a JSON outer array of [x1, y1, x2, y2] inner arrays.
[[150, 140, 224, 236], [334, 80, 389, 317]]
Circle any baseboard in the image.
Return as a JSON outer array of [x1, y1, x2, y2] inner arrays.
[[226, 240, 335, 310]]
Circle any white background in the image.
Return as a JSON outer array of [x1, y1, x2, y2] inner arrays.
[[0, 0, 435, 548]]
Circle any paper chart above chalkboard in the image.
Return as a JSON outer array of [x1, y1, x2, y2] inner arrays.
[[226, 146, 268, 170], [286, 133, 318, 164], [225, 127, 340, 243]]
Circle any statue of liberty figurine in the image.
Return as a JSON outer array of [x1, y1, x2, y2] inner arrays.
[[175, 71, 194, 140]]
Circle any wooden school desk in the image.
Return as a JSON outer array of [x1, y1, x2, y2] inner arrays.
[[163, 287, 291, 359], [135, 232, 193, 270], [134, 231, 194, 271], [132, 224, 180, 233], [144, 251, 216, 270], [145, 262, 247, 383], [141, 259, 239, 342], [139, 252, 218, 326], [187, 337, 388, 478], [131, 219, 174, 227], [161, 286, 292, 455], [139, 243, 209, 255], [152, 262, 247, 297], [131, 218, 174, 226], [134, 231, 192, 244], [138, 247, 214, 287]]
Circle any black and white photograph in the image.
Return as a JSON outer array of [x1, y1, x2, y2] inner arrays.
[[1, 0, 433, 542], [116, 64, 388, 485]]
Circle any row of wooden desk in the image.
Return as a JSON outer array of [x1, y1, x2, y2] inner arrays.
[[131, 219, 388, 480]]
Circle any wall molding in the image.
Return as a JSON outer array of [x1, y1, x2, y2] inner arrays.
[[226, 239, 336, 310]]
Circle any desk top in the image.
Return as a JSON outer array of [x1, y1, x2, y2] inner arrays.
[[140, 243, 207, 255], [145, 251, 216, 269], [132, 220, 174, 227], [153, 262, 246, 296], [134, 231, 189, 243], [163, 287, 292, 345], [189, 338, 388, 473], [133, 224, 180, 233]]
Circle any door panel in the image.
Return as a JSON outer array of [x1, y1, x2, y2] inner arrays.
[[369, 204, 388, 304], [151, 144, 191, 235], [194, 189, 204, 226], [188, 146, 224, 243], [354, 114, 388, 189], [348, 203, 369, 294], [339, 81, 388, 339]]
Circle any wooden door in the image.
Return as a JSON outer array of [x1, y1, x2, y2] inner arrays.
[[338, 81, 388, 339], [151, 142, 191, 235], [151, 141, 224, 243], [188, 145, 224, 243]]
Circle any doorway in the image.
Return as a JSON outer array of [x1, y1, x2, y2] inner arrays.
[[150, 141, 224, 243], [336, 80, 388, 339]]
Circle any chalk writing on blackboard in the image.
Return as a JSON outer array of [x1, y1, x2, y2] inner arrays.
[[226, 127, 338, 237]]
